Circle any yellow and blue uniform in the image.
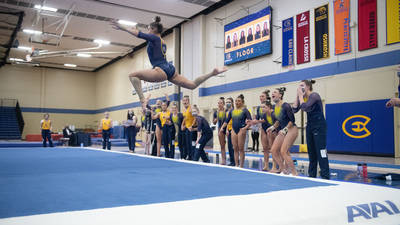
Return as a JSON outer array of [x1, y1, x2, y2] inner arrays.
[[225, 108, 252, 134], [101, 119, 111, 131], [41, 120, 51, 130], [183, 106, 194, 129], [171, 112, 185, 159], [138, 32, 176, 80], [260, 113, 275, 132], [226, 111, 233, 132], [225, 109, 235, 166], [160, 110, 174, 158], [256, 106, 271, 131], [41, 119, 53, 147], [213, 109, 228, 133], [101, 118, 112, 150], [160, 111, 171, 127], [273, 103, 295, 131], [182, 106, 195, 160], [293, 92, 329, 179], [141, 115, 145, 128]]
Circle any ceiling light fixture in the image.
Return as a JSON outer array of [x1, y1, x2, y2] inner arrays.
[[17, 46, 32, 51], [77, 53, 92, 58], [118, 20, 137, 26], [64, 64, 77, 67], [93, 39, 110, 45], [34, 5, 58, 12], [9, 58, 24, 62], [23, 29, 42, 35]]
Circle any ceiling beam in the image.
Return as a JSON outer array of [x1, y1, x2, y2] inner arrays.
[[83, 0, 190, 21], [0, 10, 24, 68]]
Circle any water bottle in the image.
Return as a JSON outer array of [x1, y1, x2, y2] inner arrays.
[[293, 160, 298, 172], [300, 165, 305, 175], [362, 163, 368, 178], [216, 153, 220, 164], [259, 158, 263, 171], [80, 142, 83, 147], [357, 163, 362, 177]]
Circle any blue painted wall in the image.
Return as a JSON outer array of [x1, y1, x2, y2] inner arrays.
[[326, 99, 394, 155]]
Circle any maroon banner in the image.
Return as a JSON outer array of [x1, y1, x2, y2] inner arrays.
[[358, 0, 377, 50], [296, 11, 310, 64]]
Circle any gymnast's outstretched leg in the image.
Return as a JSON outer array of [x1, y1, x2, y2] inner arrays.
[[129, 67, 226, 103], [169, 67, 227, 90]]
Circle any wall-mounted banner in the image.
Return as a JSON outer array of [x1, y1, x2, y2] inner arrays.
[[386, 0, 400, 44], [334, 0, 351, 55], [358, 0, 377, 50], [282, 17, 294, 67], [315, 4, 329, 60], [326, 99, 394, 155], [296, 11, 310, 64]]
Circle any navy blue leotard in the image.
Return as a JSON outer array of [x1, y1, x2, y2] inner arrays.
[[213, 109, 227, 133], [273, 102, 295, 130], [225, 108, 251, 133], [260, 113, 275, 132], [138, 32, 176, 80]]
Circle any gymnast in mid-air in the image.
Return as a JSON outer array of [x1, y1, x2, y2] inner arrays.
[[112, 16, 227, 103]]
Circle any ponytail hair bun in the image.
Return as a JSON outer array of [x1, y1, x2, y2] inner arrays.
[[301, 79, 315, 91], [276, 87, 286, 99], [154, 16, 161, 23], [150, 16, 163, 34], [238, 94, 244, 100], [263, 90, 271, 102]]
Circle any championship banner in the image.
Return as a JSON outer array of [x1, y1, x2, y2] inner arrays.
[[296, 11, 310, 64], [386, 0, 400, 44], [282, 17, 294, 67], [315, 4, 329, 60], [358, 0, 377, 50], [334, 0, 351, 55]]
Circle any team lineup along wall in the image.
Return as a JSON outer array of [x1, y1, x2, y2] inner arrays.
[[224, 6, 272, 65]]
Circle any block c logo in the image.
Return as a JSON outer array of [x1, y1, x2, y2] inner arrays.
[[342, 115, 371, 139]]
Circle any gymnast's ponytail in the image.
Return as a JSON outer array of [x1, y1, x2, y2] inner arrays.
[[276, 87, 286, 99], [262, 90, 271, 102], [238, 94, 245, 102], [302, 79, 316, 91], [150, 16, 163, 34]]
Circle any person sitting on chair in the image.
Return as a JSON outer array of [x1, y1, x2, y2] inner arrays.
[[62, 125, 74, 146]]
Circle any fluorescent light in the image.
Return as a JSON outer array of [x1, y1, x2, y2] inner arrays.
[[77, 53, 91, 58], [9, 58, 24, 62], [93, 39, 110, 45], [118, 20, 137, 26], [64, 64, 77, 67], [17, 46, 32, 51], [34, 5, 58, 12], [23, 29, 42, 35]]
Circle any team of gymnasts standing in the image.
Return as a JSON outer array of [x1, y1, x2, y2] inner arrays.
[[138, 79, 330, 179]]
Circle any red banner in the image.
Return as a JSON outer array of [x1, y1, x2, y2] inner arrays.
[[358, 0, 377, 50], [296, 11, 310, 64], [334, 0, 351, 55]]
